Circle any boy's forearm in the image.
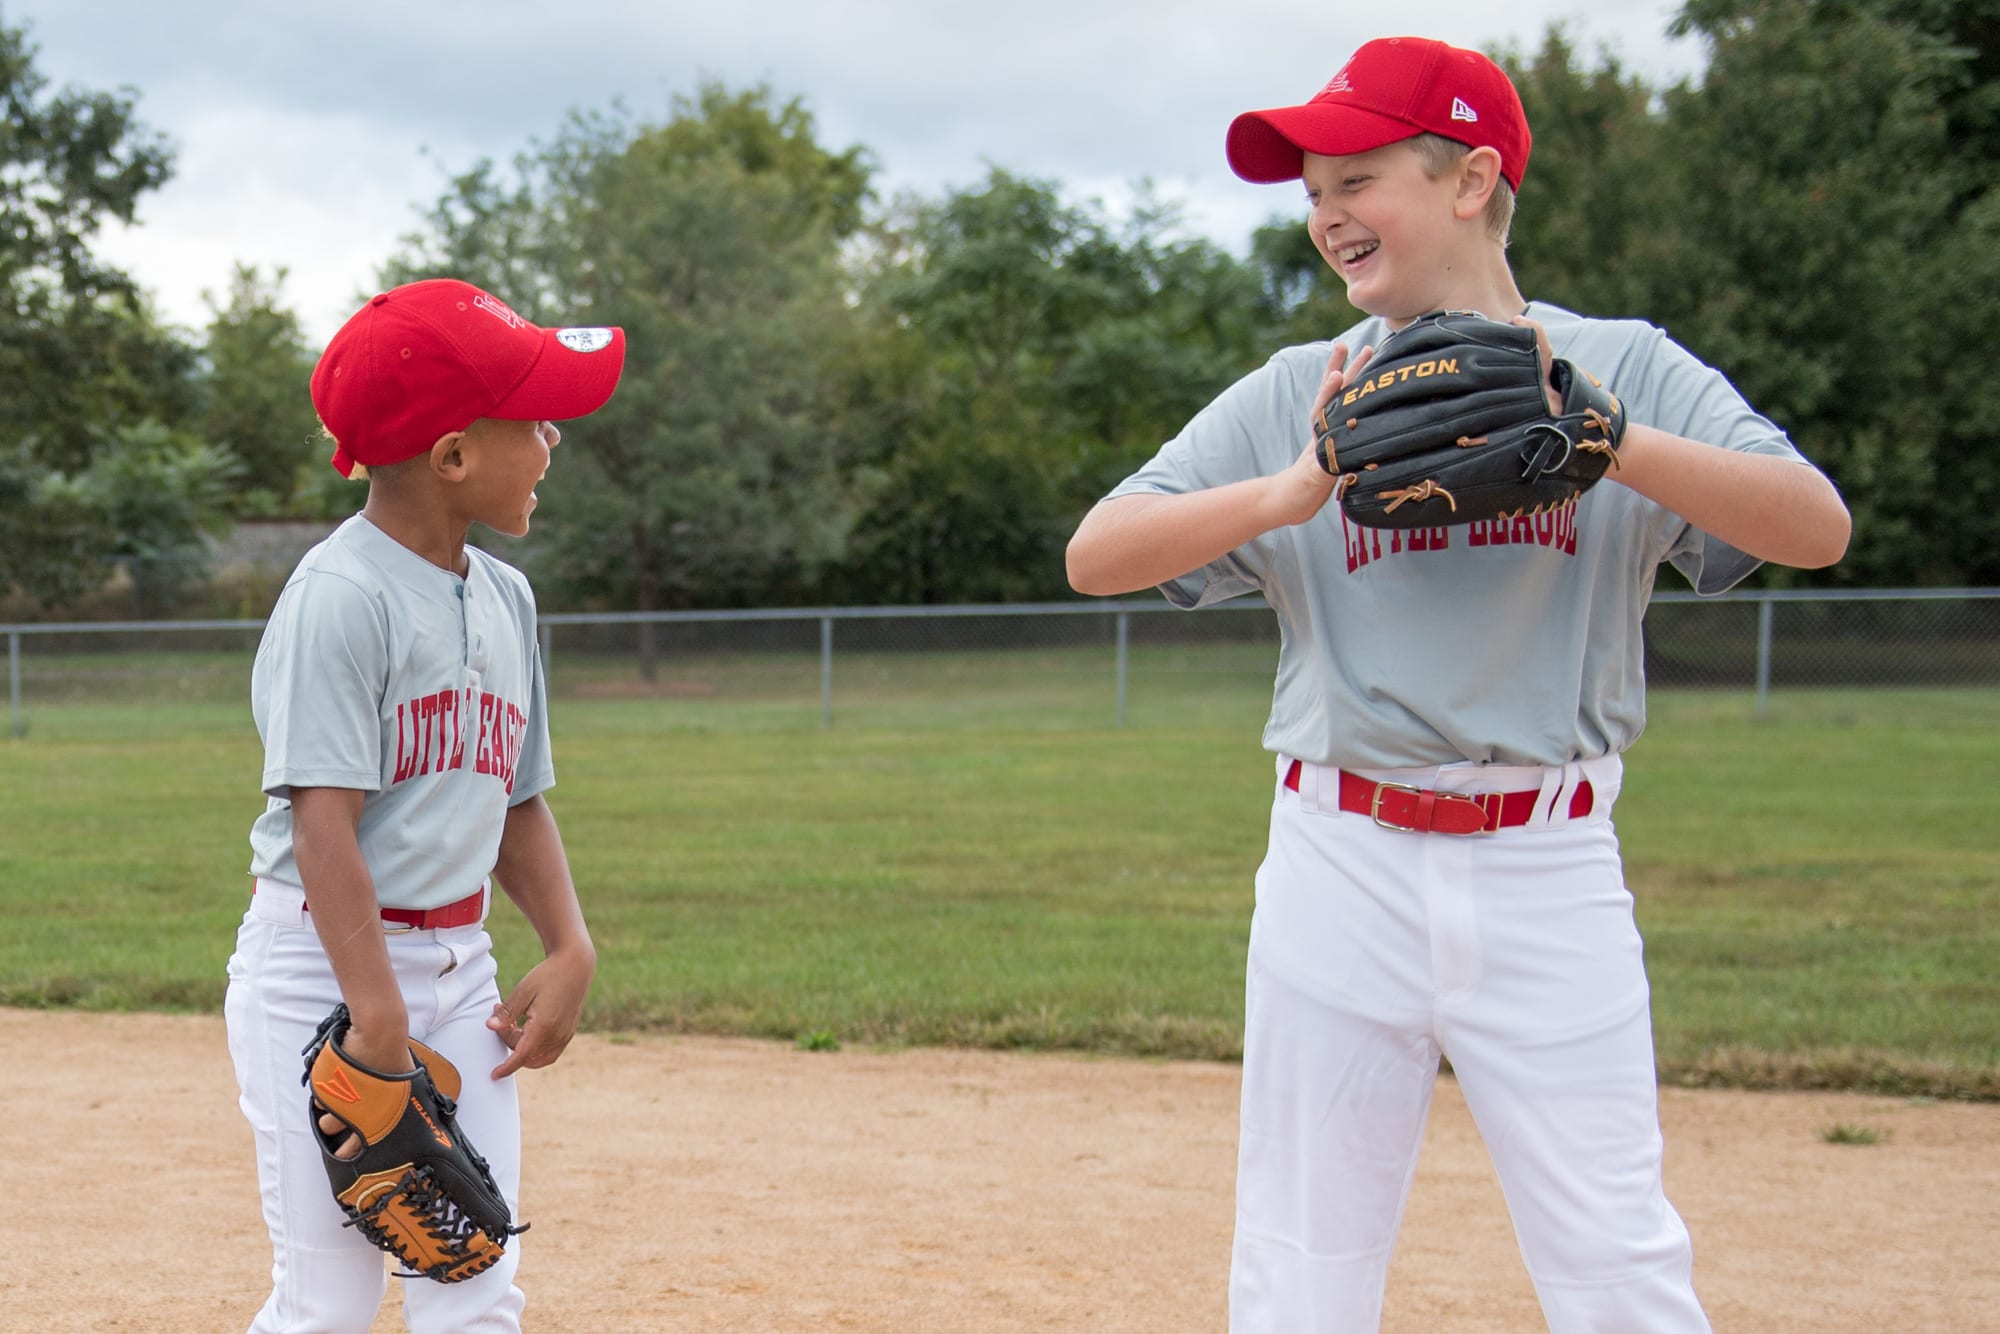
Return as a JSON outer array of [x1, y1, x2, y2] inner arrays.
[[1067, 481, 1295, 597], [290, 786, 410, 1068], [1610, 425, 1852, 569], [493, 795, 595, 964]]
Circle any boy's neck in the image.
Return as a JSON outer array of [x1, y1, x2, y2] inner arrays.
[[361, 490, 473, 577], [1386, 250, 1529, 330]]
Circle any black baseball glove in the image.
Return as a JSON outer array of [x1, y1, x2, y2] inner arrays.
[[302, 1004, 525, 1283], [1312, 310, 1626, 529]]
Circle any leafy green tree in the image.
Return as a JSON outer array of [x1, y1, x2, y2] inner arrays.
[[1500, 31, 1670, 318], [77, 420, 240, 615], [838, 171, 1268, 603], [844, 173, 1096, 603], [1920, 185, 2000, 580], [198, 263, 321, 514], [638, 83, 872, 238], [1676, 0, 2000, 178], [1, 420, 239, 615], [0, 443, 110, 609], [1650, 0, 1979, 582], [0, 12, 219, 610], [0, 14, 185, 474], [387, 85, 876, 668], [531, 132, 868, 613]]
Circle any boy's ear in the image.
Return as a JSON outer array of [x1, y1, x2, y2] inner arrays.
[[1453, 146, 1504, 221], [429, 431, 470, 481]]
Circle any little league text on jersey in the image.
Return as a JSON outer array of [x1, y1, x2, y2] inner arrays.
[[1341, 496, 1581, 574], [392, 685, 530, 792]]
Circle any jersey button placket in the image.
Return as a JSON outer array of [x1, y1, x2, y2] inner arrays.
[[455, 581, 474, 710]]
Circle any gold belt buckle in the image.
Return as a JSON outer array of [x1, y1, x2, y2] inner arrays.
[[1369, 781, 1423, 832]]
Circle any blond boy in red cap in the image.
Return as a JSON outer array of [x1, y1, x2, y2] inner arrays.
[[1069, 36, 1849, 1332], [225, 279, 624, 1331]]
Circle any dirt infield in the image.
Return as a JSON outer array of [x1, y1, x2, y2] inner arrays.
[[3, 1009, 1994, 1331]]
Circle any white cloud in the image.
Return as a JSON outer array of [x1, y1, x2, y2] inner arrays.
[[91, 101, 469, 339], [8, 0, 1706, 343]]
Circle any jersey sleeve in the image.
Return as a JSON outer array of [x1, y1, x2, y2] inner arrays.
[[1101, 348, 1327, 609], [253, 569, 390, 798], [507, 635, 556, 806], [484, 564, 555, 806], [1617, 326, 1810, 597]]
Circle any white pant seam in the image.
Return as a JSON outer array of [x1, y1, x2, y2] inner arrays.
[[1232, 1222, 1397, 1267], [1527, 1252, 1695, 1291]]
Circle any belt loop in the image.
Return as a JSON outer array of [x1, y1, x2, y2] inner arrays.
[[1560, 760, 1587, 822], [1282, 757, 1331, 815], [249, 876, 307, 926], [1534, 764, 1570, 825]]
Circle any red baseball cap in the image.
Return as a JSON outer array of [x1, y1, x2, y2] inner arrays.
[[1226, 37, 1531, 191], [311, 278, 628, 478]]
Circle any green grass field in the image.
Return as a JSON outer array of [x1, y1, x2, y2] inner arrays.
[[3, 647, 1995, 1097]]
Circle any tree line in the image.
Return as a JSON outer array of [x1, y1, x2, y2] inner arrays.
[[3, 0, 1995, 620]]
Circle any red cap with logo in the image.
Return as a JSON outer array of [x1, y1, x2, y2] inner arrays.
[[1226, 37, 1531, 191], [311, 278, 627, 478]]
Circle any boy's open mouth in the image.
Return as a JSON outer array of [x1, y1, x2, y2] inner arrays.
[[1333, 240, 1379, 269]]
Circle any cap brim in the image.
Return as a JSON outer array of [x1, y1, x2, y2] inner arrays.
[[1226, 104, 1424, 183], [491, 326, 628, 423]]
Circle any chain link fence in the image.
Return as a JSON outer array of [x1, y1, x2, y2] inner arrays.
[[6, 589, 1998, 739]]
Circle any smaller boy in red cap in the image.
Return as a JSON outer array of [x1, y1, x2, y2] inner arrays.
[[1069, 36, 1849, 1333], [224, 278, 625, 1331]]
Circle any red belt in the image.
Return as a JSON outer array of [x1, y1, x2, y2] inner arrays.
[[1284, 760, 1593, 835], [273, 885, 487, 929]]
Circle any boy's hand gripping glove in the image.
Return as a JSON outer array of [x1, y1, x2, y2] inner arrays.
[[302, 1004, 525, 1283], [1313, 310, 1626, 529]]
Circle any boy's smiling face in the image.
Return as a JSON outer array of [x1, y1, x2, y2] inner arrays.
[[1302, 141, 1467, 325], [458, 417, 561, 538]]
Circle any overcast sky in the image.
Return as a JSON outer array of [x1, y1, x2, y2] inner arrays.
[[8, 1, 1708, 345]]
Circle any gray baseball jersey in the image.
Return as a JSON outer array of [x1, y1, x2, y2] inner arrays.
[[1106, 301, 1811, 769], [247, 514, 554, 909]]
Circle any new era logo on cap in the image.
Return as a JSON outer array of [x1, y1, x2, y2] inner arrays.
[[1225, 36, 1532, 190], [557, 328, 617, 353]]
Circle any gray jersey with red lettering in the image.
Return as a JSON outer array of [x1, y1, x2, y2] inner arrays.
[[1104, 301, 1811, 769], [246, 513, 554, 909]]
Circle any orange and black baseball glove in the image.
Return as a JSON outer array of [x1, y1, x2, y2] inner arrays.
[[1313, 310, 1626, 528], [302, 1004, 524, 1283]]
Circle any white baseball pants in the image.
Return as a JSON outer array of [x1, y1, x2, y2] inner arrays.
[[224, 878, 525, 1333], [1229, 756, 1711, 1332]]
